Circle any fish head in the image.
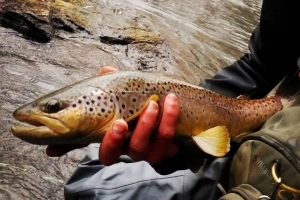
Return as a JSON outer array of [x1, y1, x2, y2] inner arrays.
[[11, 86, 117, 145]]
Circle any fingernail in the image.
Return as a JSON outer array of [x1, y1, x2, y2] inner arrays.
[[167, 93, 178, 104], [148, 101, 158, 111], [112, 122, 125, 136]]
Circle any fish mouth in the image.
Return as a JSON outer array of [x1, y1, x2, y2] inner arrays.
[[11, 110, 72, 145]]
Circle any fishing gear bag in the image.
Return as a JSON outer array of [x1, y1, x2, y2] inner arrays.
[[220, 106, 300, 200]]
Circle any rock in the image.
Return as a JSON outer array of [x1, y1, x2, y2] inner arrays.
[[0, 0, 184, 199]]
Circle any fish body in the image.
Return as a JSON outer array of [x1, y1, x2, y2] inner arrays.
[[11, 71, 291, 171]]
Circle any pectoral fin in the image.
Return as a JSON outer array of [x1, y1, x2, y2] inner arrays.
[[125, 94, 159, 123], [192, 126, 230, 157]]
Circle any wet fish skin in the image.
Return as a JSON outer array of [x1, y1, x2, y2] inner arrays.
[[11, 71, 283, 165]]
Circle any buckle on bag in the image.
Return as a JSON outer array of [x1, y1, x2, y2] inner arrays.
[[270, 160, 300, 199]]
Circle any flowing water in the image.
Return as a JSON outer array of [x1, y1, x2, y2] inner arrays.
[[0, 0, 261, 199]]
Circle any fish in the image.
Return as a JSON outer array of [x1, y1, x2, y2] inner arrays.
[[10, 70, 299, 172]]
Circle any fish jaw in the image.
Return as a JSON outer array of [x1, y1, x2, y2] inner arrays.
[[11, 103, 84, 145]]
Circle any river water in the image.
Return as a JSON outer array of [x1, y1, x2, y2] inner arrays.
[[0, 0, 261, 199], [120, 0, 260, 81]]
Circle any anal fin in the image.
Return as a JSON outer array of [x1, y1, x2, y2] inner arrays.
[[192, 126, 230, 157]]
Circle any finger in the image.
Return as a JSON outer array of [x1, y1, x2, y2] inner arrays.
[[128, 100, 158, 160], [146, 94, 179, 164], [46, 144, 88, 157], [98, 66, 118, 75], [99, 119, 128, 165]]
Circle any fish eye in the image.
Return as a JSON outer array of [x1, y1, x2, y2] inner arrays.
[[45, 99, 61, 113]]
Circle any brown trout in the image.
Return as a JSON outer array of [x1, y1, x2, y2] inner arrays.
[[10, 71, 296, 171]]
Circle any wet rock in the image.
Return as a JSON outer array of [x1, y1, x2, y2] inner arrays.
[[0, 0, 183, 74], [0, 0, 182, 199]]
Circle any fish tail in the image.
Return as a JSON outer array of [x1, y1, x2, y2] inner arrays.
[[268, 69, 300, 109]]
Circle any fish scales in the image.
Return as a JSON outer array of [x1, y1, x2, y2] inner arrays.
[[70, 71, 283, 139], [11, 70, 292, 172], [12, 71, 283, 143]]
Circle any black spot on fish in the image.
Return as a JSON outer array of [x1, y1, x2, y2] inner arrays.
[[86, 102, 90, 105], [122, 91, 126, 95], [116, 96, 119, 101], [90, 108, 93, 112], [122, 104, 125, 109], [129, 110, 134, 114], [101, 108, 105, 113], [72, 104, 76, 107], [83, 96, 87, 99], [110, 99, 113, 103], [78, 100, 82, 104], [91, 100, 95, 104], [98, 96, 101, 100], [132, 98, 136, 102]]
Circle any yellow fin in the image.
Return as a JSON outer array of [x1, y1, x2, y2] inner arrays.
[[125, 94, 159, 123], [192, 126, 230, 157]]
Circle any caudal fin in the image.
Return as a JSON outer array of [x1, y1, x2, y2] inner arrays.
[[268, 69, 300, 108]]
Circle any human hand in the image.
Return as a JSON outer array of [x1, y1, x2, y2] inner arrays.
[[46, 66, 180, 165]]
